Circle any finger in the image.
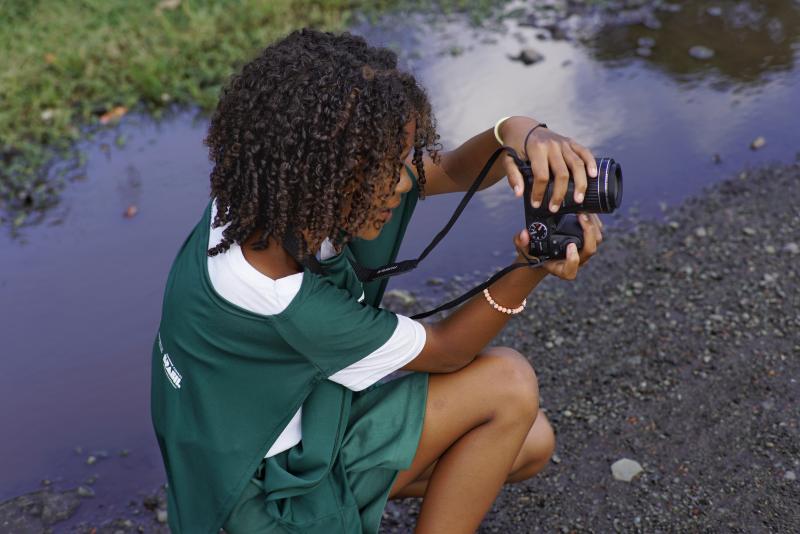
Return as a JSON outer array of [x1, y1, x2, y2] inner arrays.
[[563, 144, 587, 204], [564, 243, 580, 279], [578, 213, 597, 256], [530, 145, 549, 209], [503, 155, 524, 197], [513, 228, 530, 250], [590, 213, 604, 244], [547, 147, 570, 213], [570, 140, 597, 178]]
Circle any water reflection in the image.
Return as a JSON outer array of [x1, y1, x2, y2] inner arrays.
[[586, 0, 800, 86]]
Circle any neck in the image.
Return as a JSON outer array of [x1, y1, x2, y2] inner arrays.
[[241, 233, 303, 279]]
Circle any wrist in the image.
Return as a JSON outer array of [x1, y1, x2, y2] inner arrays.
[[499, 116, 539, 145]]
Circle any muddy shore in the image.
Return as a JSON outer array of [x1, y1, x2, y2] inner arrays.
[[4, 160, 798, 532]]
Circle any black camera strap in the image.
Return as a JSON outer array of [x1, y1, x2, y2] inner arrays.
[[284, 146, 545, 319], [344, 145, 545, 319]]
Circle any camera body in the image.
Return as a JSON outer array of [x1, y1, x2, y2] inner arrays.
[[518, 157, 623, 261]]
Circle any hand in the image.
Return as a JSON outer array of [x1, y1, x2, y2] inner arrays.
[[499, 117, 597, 213], [511, 213, 603, 280]]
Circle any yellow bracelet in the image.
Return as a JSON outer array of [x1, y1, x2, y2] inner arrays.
[[494, 116, 512, 145], [483, 288, 526, 315]]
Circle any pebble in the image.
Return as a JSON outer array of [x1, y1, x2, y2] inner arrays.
[[637, 37, 656, 48], [611, 458, 644, 482], [514, 48, 545, 65], [785, 470, 797, 481], [742, 227, 756, 236], [694, 227, 708, 238], [782, 242, 799, 255], [156, 509, 168, 523], [551, 454, 562, 464], [750, 136, 766, 150], [86, 455, 97, 465], [636, 47, 652, 57], [712, 153, 722, 164], [706, 6, 723, 16], [124, 205, 139, 218], [426, 277, 444, 286], [688, 46, 715, 60], [77, 485, 96, 498]]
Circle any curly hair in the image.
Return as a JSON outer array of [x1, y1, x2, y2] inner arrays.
[[205, 28, 440, 259]]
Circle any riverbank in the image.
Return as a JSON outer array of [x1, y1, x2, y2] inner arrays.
[[3, 160, 797, 532]]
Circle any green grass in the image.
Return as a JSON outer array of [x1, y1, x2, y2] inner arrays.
[[0, 0, 511, 226]]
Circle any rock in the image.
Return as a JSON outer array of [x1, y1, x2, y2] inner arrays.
[[86, 455, 97, 465], [0, 488, 82, 529], [156, 508, 168, 523], [76, 486, 95, 498], [750, 136, 766, 150], [694, 227, 708, 238], [426, 277, 444, 286], [636, 47, 652, 57], [785, 470, 797, 481], [782, 242, 799, 255], [512, 48, 545, 66], [712, 153, 722, 164], [124, 205, 139, 218], [384, 289, 416, 306], [706, 6, 723, 16], [742, 227, 756, 236], [637, 37, 656, 48], [611, 458, 644, 482], [688, 46, 715, 60]]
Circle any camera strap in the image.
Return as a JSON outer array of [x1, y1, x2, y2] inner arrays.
[[343, 145, 544, 319]]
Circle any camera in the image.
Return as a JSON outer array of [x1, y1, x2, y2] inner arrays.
[[518, 157, 623, 261]]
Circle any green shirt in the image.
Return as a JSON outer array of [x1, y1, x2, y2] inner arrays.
[[151, 166, 419, 533]]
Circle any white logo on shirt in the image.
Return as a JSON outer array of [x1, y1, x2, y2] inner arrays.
[[159, 333, 183, 389], [358, 291, 365, 303]]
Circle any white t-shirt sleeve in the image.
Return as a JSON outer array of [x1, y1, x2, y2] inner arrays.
[[328, 314, 426, 391]]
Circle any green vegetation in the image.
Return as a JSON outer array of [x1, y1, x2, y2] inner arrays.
[[0, 0, 511, 226]]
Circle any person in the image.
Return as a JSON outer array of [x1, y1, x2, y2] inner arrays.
[[151, 28, 603, 534]]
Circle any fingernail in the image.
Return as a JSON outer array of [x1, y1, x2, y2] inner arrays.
[[514, 184, 522, 196], [532, 201, 541, 208], [519, 229, 526, 239], [581, 213, 589, 222], [590, 166, 597, 177], [549, 203, 559, 213], [575, 192, 584, 203]]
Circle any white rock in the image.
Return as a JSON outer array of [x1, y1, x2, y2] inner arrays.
[[782, 242, 799, 255], [156, 509, 168, 523], [785, 470, 796, 481], [751, 136, 766, 150], [689, 46, 715, 60], [611, 458, 643, 482]]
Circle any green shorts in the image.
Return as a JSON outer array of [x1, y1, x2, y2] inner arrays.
[[223, 371, 428, 533]]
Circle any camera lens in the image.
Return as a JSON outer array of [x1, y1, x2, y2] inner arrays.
[[581, 158, 622, 213]]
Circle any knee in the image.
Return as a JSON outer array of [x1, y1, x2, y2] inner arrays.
[[517, 414, 556, 480], [478, 347, 539, 422]]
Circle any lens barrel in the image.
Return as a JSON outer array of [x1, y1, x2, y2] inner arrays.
[[555, 157, 622, 214]]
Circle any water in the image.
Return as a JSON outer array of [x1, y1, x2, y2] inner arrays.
[[2, 0, 799, 514]]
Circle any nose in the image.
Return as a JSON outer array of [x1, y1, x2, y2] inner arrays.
[[395, 167, 413, 195]]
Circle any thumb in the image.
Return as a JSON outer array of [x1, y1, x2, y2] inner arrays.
[[513, 228, 529, 250]]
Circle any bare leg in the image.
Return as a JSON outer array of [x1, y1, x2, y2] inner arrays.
[[393, 409, 555, 498], [387, 347, 547, 533]]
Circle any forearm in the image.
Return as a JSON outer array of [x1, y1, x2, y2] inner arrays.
[[440, 116, 539, 191], [427, 258, 548, 370]]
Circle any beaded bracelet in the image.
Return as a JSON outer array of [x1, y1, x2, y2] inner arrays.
[[483, 288, 526, 315]]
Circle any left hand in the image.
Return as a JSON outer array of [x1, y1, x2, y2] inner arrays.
[[499, 116, 597, 213]]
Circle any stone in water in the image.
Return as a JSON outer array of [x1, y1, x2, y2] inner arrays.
[[689, 46, 715, 60]]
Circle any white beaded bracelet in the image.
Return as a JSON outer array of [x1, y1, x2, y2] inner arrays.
[[483, 288, 526, 315], [494, 116, 512, 145]]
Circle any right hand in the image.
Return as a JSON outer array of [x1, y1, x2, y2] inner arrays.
[[512, 213, 603, 280]]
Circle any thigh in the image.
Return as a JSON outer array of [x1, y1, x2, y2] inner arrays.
[[388, 347, 538, 497]]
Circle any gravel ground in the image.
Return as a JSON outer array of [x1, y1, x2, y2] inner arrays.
[[381, 162, 800, 533], [3, 162, 798, 532]]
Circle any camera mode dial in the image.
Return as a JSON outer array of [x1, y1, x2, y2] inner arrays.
[[528, 221, 549, 242]]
